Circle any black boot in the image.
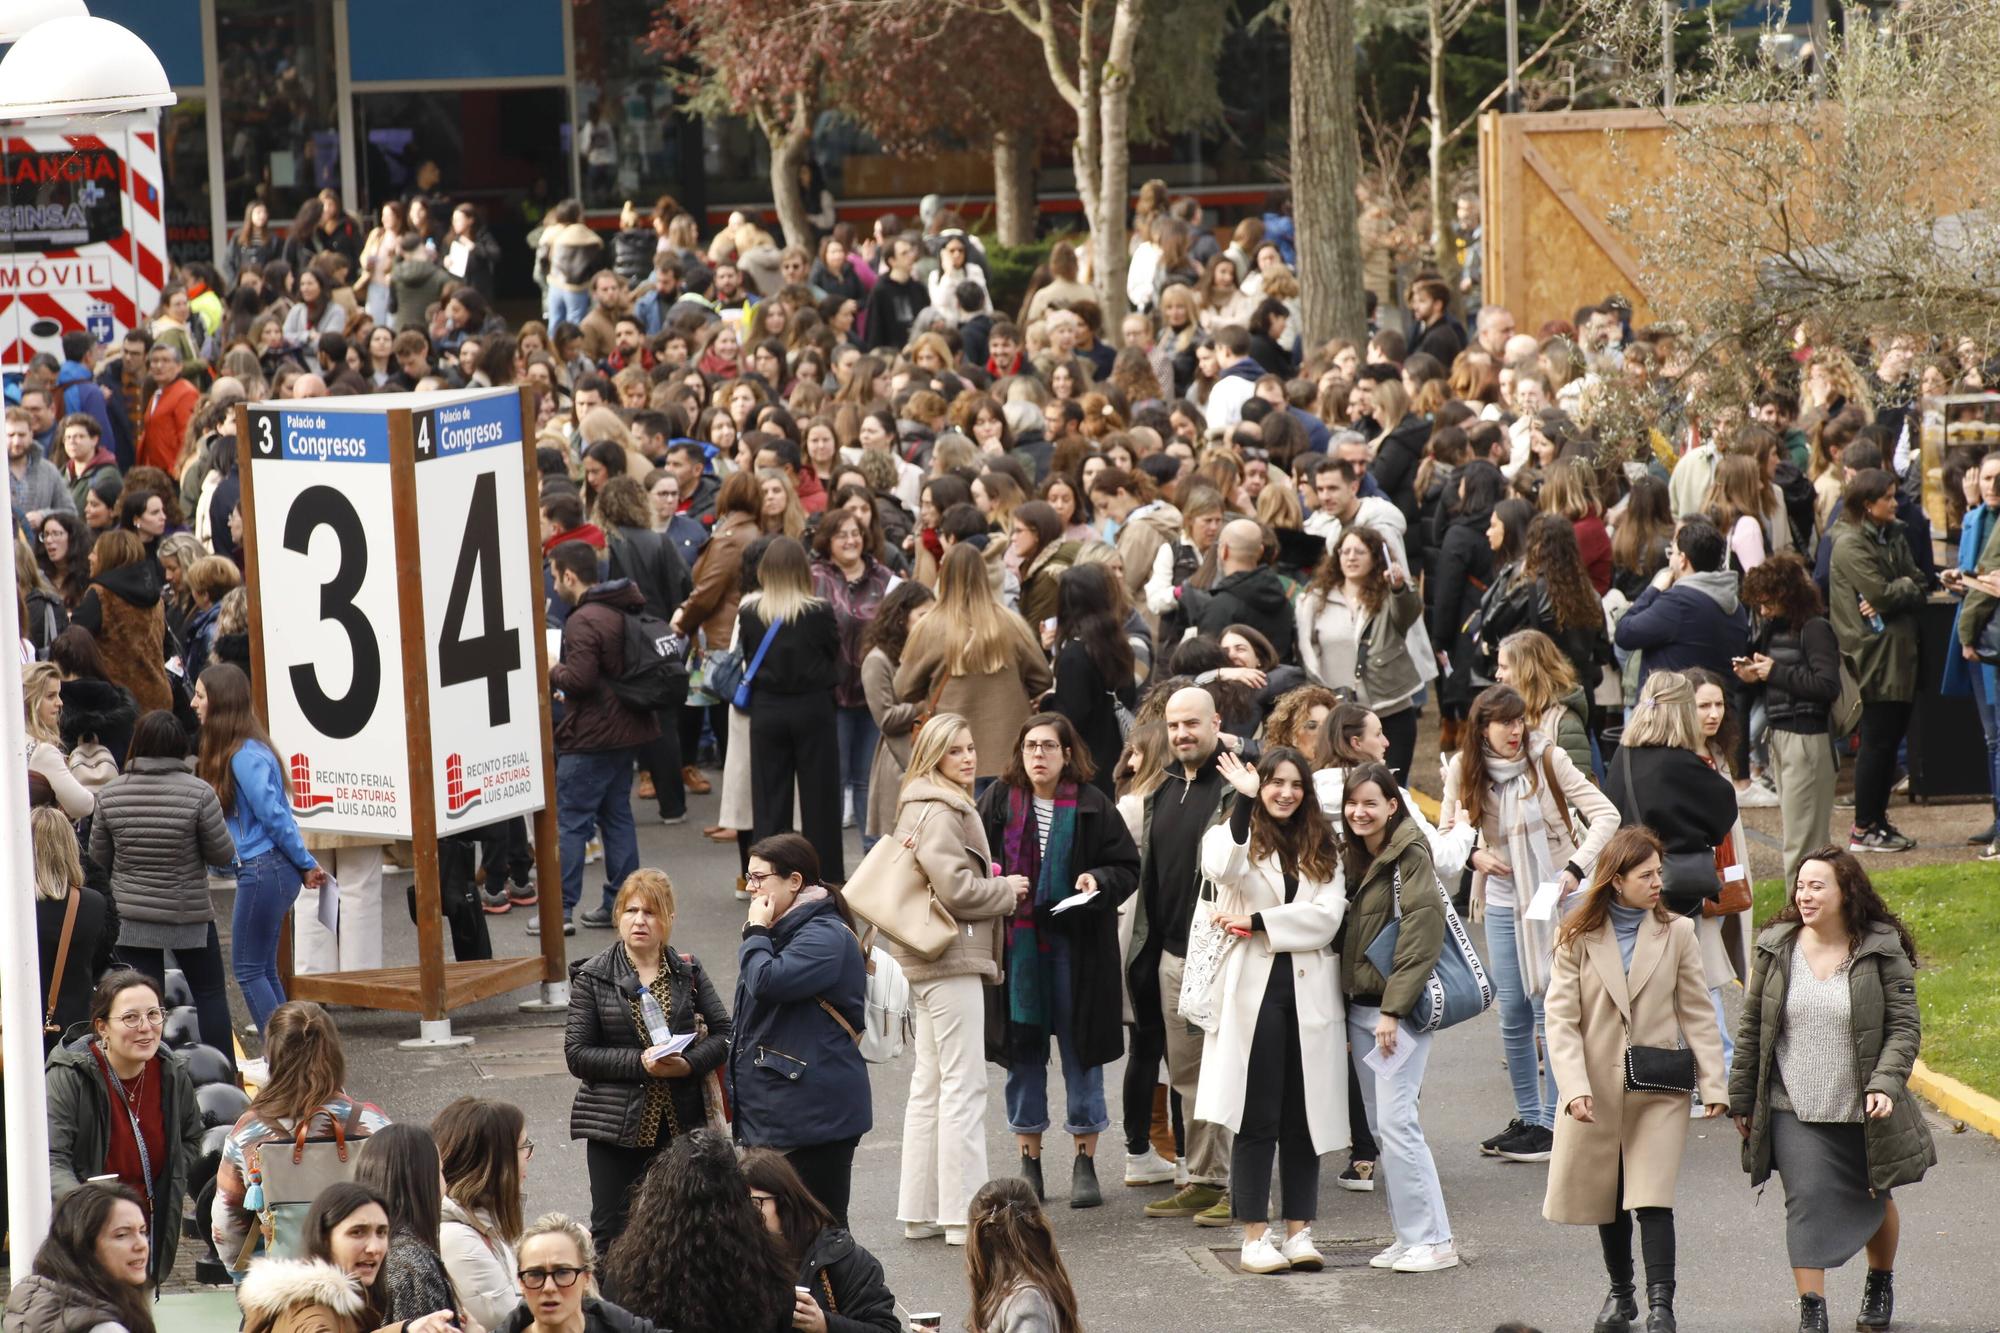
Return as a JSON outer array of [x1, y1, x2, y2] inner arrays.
[[1019, 1151, 1044, 1202], [1797, 1292, 1830, 1333], [1643, 1281, 1676, 1333], [1857, 1270, 1893, 1329], [1593, 1284, 1639, 1332], [1070, 1151, 1102, 1209]]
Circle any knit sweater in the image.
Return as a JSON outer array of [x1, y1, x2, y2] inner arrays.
[[1773, 938, 1864, 1123]]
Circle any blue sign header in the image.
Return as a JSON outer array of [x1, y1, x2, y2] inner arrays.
[[415, 393, 523, 463], [247, 408, 390, 465]]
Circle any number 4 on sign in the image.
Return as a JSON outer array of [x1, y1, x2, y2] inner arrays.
[[438, 471, 521, 725], [417, 415, 433, 455]]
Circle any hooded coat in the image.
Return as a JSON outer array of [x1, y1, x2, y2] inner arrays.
[[1614, 569, 1752, 687], [58, 676, 139, 768], [549, 581, 660, 753], [237, 1257, 402, 1333], [1828, 518, 1925, 702], [1188, 564, 1297, 661], [74, 560, 170, 715]]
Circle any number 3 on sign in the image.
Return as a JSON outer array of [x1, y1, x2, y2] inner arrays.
[[285, 486, 381, 739], [437, 471, 520, 725]]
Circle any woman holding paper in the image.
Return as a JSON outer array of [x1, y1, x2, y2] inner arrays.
[[1193, 746, 1347, 1276], [1441, 684, 1617, 1165], [1543, 825, 1728, 1333], [974, 714, 1139, 1212], [564, 868, 733, 1255]]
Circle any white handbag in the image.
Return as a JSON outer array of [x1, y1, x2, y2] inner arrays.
[[1175, 877, 1236, 1033]]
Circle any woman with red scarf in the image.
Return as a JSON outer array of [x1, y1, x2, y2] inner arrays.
[[975, 714, 1139, 1212]]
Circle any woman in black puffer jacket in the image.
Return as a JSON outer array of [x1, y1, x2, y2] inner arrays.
[[1737, 554, 1843, 889], [565, 868, 731, 1257], [742, 1150, 899, 1333]]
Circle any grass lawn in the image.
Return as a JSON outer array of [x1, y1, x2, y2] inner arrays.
[[1752, 862, 2000, 1095]]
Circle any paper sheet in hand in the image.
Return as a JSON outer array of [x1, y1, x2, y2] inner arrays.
[[1363, 1036, 1415, 1079], [1524, 880, 1564, 923], [1050, 891, 1098, 916], [317, 877, 340, 934], [644, 1031, 696, 1063]]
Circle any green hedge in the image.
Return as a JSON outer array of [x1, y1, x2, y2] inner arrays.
[[979, 233, 1078, 321]]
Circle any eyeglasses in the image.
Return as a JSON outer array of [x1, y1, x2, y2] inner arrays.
[[518, 1139, 535, 1159], [749, 1192, 777, 1207], [743, 871, 788, 890], [111, 1009, 166, 1030], [517, 1266, 584, 1290], [1021, 740, 1064, 754]]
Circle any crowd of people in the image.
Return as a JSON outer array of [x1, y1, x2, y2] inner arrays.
[[9, 174, 1982, 1333]]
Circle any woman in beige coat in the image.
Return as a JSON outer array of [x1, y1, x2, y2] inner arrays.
[[1441, 684, 1619, 1163], [894, 544, 1052, 781], [1543, 826, 1729, 1333], [886, 712, 1028, 1244]]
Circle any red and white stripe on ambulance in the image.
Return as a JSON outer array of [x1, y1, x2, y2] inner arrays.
[[0, 116, 167, 371]]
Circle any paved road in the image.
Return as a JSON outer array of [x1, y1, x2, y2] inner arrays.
[[296, 786, 2000, 1333]]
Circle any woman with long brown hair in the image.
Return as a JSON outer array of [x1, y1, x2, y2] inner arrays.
[[1481, 513, 1611, 711], [1197, 745, 1348, 1274], [194, 663, 327, 1034], [741, 1149, 899, 1332], [3, 1182, 160, 1333], [1544, 826, 1728, 1333], [1496, 628, 1591, 774], [432, 1097, 528, 1330], [1296, 527, 1425, 777], [963, 1178, 1083, 1333], [1705, 451, 1782, 573], [213, 1001, 390, 1272], [1611, 474, 1675, 600]]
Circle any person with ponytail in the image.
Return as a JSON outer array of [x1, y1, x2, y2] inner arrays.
[[1543, 826, 1728, 1333], [963, 1178, 1083, 1333]]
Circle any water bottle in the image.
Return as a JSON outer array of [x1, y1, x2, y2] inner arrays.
[[637, 988, 672, 1046], [1859, 592, 1885, 635]]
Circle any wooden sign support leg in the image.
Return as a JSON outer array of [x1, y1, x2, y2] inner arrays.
[[520, 388, 572, 1013]]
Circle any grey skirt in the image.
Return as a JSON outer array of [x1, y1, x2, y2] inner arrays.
[[1771, 1110, 1887, 1269]]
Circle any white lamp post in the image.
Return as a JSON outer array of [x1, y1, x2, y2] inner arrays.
[[1, 1, 176, 1282]]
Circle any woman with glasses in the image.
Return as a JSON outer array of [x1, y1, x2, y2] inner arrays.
[[743, 1149, 899, 1333], [44, 969, 206, 1288], [500, 1212, 661, 1333], [433, 1097, 531, 1331]]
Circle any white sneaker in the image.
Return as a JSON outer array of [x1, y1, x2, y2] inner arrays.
[[1175, 1156, 1190, 1188], [1368, 1241, 1409, 1269], [1238, 1236, 1290, 1274], [1391, 1241, 1460, 1273], [944, 1225, 967, 1247], [1736, 782, 1779, 809], [1280, 1228, 1325, 1271], [585, 836, 603, 864], [1123, 1147, 1176, 1186], [902, 1221, 944, 1240]]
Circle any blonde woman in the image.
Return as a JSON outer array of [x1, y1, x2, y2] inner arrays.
[[509, 1211, 654, 1333], [894, 544, 1051, 781], [889, 713, 1028, 1244], [755, 467, 808, 540], [1495, 629, 1590, 775], [33, 807, 116, 1047], [1705, 452, 1781, 573], [1603, 671, 1741, 924], [1143, 485, 1226, 629], [23, 661, 94, 819]]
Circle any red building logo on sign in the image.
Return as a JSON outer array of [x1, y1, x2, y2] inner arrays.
[[444, 752, 482, 818], [289, 754, 333, 815]]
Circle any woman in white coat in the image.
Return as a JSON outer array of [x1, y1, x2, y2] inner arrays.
[[1195, 746, 1347, 1276]]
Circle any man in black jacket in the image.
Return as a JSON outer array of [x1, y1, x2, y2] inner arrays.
[[1407, 277, 1465, 364], [1188, 520, 1296, 660], [547, 542, 658, 935], [604, 505, 692, 829]]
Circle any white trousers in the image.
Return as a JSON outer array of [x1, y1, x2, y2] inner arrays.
[[897, 973, 989, 1228], [293, 846, 385, 974]]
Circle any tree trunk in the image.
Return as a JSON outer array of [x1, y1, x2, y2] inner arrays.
[[1292, 0, 1367, 345], [992, 130, 1038, 246], [1427, 0, 1459, 286], [1092, 0, 1141, 340], [760, 89, 815, 250]]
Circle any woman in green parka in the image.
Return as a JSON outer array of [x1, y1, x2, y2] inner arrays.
[[1728, 847, 1934, 1333]]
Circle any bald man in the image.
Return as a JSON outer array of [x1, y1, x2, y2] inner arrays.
[[1187, 520, 1296, 659], [1127, 685, 1257, 1220], [291, 373, 329, 399]]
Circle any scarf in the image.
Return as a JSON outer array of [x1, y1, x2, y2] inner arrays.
[[1001, 782, 1078, 1034], [1484, 736, 1560, 908]]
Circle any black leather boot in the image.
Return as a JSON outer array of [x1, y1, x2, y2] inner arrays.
[[1019, 1151, 1044, 1202], [1069, 1151, 1102, 1209], [1593, 1284, 1639, 1332], [1643, 1280, 1676, 1333], [1797, 1292, 1830, 1333], [1857, 1270, 1893, 1329]]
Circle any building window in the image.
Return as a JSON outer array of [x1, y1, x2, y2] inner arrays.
[[216, 0, 340, 223], [161, 97, 213, 268], [570, 0, 699, 213]]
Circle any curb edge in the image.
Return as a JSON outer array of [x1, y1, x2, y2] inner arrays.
[[1910, 1058, 2000, 1140]]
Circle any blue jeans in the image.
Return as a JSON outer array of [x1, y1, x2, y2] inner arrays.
[[557, 748, 641, 916], [546, 287, 590, 331], [1709, 987, 1735, 1076], [1002, 936, 1110, 1137], [1483, 905, 1558, 1130], [232, 851, 302, 1033], [1972, 663, 2000, 820], [836, 705, 878, 848]]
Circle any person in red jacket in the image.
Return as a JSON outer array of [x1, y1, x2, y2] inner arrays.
[[138, 343, 197, 476], [547, 541, 659, 936]]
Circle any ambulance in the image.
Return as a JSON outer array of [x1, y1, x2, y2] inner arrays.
[[1, 112, 167, 374]]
